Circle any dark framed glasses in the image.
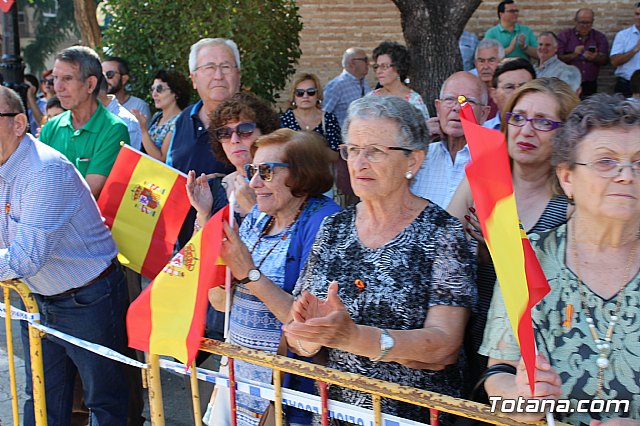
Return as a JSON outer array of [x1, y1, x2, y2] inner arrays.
[[214, 122, 257, 142], [150, 84, 170, 94], [0, 112, 19, 117], [295, 88, 317, 97], [244, 162, 290, 182], [371, 63, 394, 71], [505, 112, 563, 132], [42, 78, 54, 86], [104, 70, 120, 79]]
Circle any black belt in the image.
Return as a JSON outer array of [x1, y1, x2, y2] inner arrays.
[[51, 259, 117, 299]]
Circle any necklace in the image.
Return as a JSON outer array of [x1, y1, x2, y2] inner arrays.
[[248, 199, 307, 270], [293, 109, 321, 132], [570, 219, 638, 398]]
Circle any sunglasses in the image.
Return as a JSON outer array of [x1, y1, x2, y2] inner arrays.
[[41, 79, 54, 86], [150, 84, 170, 94], [214, 122, 257, 142], [295, 88, 317, 97], [104, 70, 120, 79], [244, 162, 290, 182]]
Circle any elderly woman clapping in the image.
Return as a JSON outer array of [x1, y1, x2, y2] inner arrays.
[[482, 94, 640, 425], [284, 96, 476, 422]]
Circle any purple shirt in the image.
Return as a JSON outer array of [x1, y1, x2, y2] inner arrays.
[[556, 27, 609, 82]]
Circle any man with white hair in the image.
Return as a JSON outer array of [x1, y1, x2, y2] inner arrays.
[[166, 37, 239, 176], [323, 47, 372, 126], [470, 38, 505, 119], [535, 31, 582, 93]]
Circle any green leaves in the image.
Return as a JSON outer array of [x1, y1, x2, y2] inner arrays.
[[101, 0, 302, 104]]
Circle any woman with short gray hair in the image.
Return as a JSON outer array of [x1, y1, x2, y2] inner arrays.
[[284, 96, 476, 423]]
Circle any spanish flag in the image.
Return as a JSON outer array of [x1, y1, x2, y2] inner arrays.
[[459, 101, 550, 395], [126, 205, 229, 365], [97, 145, 191, 279]]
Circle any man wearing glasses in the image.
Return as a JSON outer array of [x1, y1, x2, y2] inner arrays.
[[484, 0, 538, 61], [0, 86, 130, 425], [557, 8, 609, 98], [102, 56, 151, 122], [610, 2, 640, 98], [323, 47, 372, 127]]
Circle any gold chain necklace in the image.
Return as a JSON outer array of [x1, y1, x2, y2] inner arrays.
[[570, 220, 637, 398]]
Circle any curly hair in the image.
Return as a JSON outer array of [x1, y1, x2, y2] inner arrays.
[[372, 41, 411, 82], [209, 92, 280, 166], [153, 69, 192, 110]]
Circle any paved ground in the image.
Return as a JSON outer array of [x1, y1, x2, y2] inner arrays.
[[1, 292, 216, 425]]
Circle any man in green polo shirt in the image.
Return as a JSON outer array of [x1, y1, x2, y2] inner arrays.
[[39, 46, 129, 199], [484, 0, 538, 61]]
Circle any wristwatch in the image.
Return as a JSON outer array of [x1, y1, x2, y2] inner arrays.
[[237, 269, 261, 285], [370, 329, 395, 362]]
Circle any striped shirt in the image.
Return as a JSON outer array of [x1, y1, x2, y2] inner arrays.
[[0, 134, 117, 296]]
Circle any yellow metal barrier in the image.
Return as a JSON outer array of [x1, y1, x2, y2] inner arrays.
[[1, 280, 47, 426]]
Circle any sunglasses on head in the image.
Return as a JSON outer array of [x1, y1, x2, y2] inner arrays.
[[244, 162, 290, 182], [295, 88, 317, 97], [214, 122, 257, 142], [150, 84, 170, 94], [104, 70, 119, 79]]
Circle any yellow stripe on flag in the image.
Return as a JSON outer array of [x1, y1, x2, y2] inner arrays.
[[110, 157, 180, 273], [149, 230, 203, 361], [484, 194, 529, 346]]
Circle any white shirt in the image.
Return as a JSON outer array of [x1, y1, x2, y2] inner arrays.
[[611, 25, 640, 80]]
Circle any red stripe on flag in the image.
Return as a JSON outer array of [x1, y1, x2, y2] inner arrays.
[[98, 146, 140, 227], [139, 175, 190, 279], [127, 285, 152, 353]]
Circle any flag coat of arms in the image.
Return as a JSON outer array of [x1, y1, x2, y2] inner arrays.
[[98, 145, 191, 279], [459, 101, 550, 394], [127, 206, 228, 365]]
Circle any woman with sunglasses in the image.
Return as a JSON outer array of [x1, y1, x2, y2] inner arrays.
[[202, 129, 340, 426], [447, 78, 579, 393], [280, 73, 342, 158], [132, 69, 191, 161], [368, 41, 430, 120], [283, 96, 475, 425]]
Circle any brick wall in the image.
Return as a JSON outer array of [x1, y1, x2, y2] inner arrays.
[[283, 0, 636, 107]]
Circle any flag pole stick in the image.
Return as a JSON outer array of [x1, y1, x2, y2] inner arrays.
[[224, 191, 236, 339]]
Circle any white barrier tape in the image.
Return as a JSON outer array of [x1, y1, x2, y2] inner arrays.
[[0, 301, 41, 321], [1, 301, 147, 370], [159, 359, 429, 426]]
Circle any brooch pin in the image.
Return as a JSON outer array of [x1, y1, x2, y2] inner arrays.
[[354, 279, 365, 293], [563, 304, 573, 329]]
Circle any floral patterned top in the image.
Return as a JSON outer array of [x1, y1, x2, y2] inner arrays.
[[148, 113, 179, 149], [293, 203, 476, 421], [368, 88, 430, 121], [480, 224, 640, 425]]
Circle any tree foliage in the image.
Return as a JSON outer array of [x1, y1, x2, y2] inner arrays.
[[101, 0, 303, 104]]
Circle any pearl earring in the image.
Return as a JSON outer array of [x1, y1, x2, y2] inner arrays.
[[405, 170, 414, 180]]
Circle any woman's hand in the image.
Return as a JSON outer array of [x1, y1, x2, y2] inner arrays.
[[284, 282, 358, 350], [220, 221, 255, 281], [186, 170, 213, 221], [514, 354, 562, 400], [233, 173, 256, 215], [131, 109, 148, 130]]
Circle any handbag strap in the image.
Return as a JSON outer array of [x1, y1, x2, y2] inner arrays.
[[469, 363, 517, 401]]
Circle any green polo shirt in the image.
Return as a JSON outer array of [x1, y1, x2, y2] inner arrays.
[[484, 23, 537, 60], [39, 102, 130, 177]]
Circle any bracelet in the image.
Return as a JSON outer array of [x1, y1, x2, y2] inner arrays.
[[296, 339, 316, 356], [194, 220, 202, 232]]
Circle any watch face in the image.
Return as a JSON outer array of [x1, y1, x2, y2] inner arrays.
[[248, 269, 261, 282], [380, 332, 394, 351]]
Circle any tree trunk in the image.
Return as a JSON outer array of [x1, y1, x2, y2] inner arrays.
[[74, 0, 101, 49], [392, 0, 481, 117]]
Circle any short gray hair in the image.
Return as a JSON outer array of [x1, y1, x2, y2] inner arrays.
[[552, 94, 640, 168], [475, 39, 505, 60], [538, 31, 558, 47], [343, 96, 429, 152], [342, 47, 365, 68], [0, 86, 25, 114], [189, 38, 241, 73], [55, 46, 103, 97]]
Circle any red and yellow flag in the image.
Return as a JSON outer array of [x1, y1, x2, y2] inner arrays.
[[459, 102, 550, 395], [98, 145, 191, 279], [126, 206, 229, 365]]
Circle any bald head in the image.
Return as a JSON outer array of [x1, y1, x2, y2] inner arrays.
[[440, 71, 489, 105], [436, 72, 490, 138], [343, 47, 369, 79], [574, 8, 594, 36]]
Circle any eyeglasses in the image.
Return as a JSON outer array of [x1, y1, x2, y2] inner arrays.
[[214, 122, 257, 142], [150, 84, 170, 94], [498, 82, 527, 92], [244, 162, 290, 182], [0, 112, 19, 117], [194, 62, 237, 76], [440, 96, 482, 107], [504, 8, 519, 13], [353, 57, 369, 63], [41, 78, 54, 86], [574, 159, 640, 178], [295, 88, 317, 97], [576, 20, 594, 25], [506, 112, 563, 132], [104, 70, 120, 79], [372, 63, 394, 71], [476, 57, 498, 65], [338, 144, 412, 163]]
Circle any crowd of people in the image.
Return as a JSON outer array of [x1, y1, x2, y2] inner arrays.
[[1, 1, 639, 425]]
